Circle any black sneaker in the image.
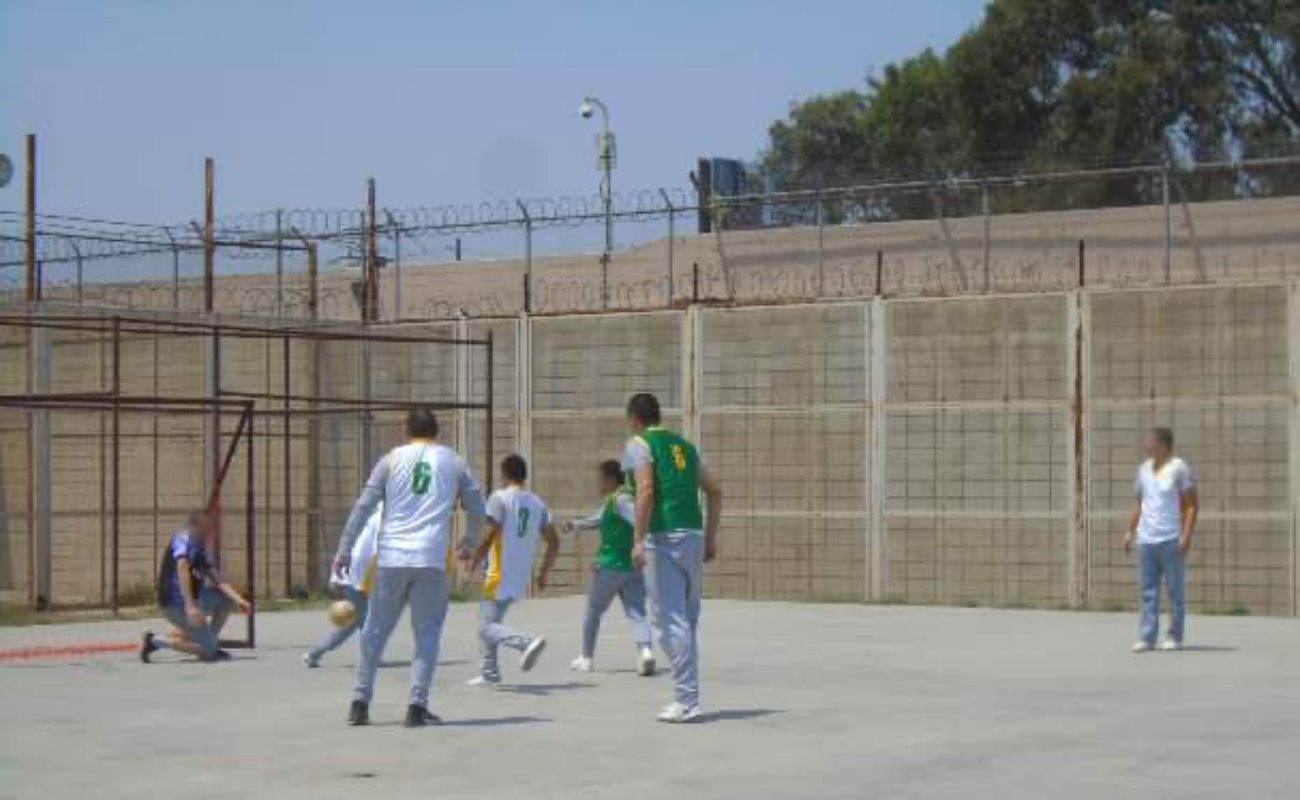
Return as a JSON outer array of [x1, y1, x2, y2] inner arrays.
[[348, 700, 370, 727], [139, 632, 157, 664], [404, 705, 443, 728], [208, 649, 233, 662]]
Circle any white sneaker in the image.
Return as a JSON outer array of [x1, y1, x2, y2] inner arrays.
[[520, 637, 547, 672], [1131, 640, 1153, 653], [570, 655, 593, 672], [467, 675, 500, 688], [657, 702, 703, 724], [636, 647, 656, 677], [302, 652, 320, 668], [1158, 639, 1183, 651]]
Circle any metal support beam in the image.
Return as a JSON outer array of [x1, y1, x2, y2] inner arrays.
[[204, 158, 215, 314], [25, 134, 37, 304], [868, 298, 888, 600], [660, 189, 675, 304], [30, 325, 52, 607]]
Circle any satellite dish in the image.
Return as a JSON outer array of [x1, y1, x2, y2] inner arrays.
[[0, 154, 13, 189]]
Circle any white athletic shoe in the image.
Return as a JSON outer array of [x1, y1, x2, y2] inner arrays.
[[1158, 639, 1183, 651], [467, 675, 501, 688], [1131, 640, 1153, 653], [636, 647, 656, 677], [657, 702, 703, 724], [570, 655, 594, 672], [520, 637, 547, 672]]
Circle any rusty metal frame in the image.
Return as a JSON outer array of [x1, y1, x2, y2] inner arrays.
[[0, 310, 496, 640]]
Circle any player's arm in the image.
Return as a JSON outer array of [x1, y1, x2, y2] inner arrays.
[[537, 516, 560, 590], [205, 564, 252, 613], [566, 509, 603, 533], [699, 463, 723, 563], [631, 462, 655, 569], [335, 456, 389, 576], [175, 556, 204, 626], [456, 461, 488, 557], [1179, 485, 1199, 555], [469, 520, 500, 574]]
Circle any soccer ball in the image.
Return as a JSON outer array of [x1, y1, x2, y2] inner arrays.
[[328, 599, 357, 628]]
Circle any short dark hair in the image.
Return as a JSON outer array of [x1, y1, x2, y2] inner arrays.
[[501, 454, 528, 483], [408, 405, 440, 438], [626, 393, 661, 426], [1151, 426, 1174, 449], [598, 459, 623, 485]]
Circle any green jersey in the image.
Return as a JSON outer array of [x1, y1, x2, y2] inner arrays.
[[624, 427, 704, 534], [594, 490, 636, 571]]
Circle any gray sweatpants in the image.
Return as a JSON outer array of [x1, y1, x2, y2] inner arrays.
[[353, 566, 448, 707], [644, 532, 704, 707], [478, 598, 535, 682], [583, 567, 652, 659]]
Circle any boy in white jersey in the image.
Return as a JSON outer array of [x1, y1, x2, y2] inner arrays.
[[1124, 426, 1199, 652], [467, 454, 559, 686], [303, 504, 380, 667], [333, 407, 486, 727]]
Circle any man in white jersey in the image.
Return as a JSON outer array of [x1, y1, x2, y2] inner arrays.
[[466, 454, 559, 686], [1124, 426, 1199, 652], [303, 504, 380, 668], [333, 406, 486, 727]]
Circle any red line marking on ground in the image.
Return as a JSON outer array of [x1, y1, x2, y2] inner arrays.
[[0, 642, 138, 661]]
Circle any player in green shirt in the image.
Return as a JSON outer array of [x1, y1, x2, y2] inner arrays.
[[563, 459, 655, 676], [623, 393, 723, 723]]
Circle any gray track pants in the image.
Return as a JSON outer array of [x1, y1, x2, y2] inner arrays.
[[583, 567, 652, 659], [352, 566, 448, 707], [645, 532, 704, 707], [478, 598, 535, 682]]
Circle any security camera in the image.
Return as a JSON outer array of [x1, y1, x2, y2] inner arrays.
[[580, 100, 594, 119]]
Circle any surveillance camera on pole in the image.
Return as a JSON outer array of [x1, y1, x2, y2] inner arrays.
[[580, 96, 615, 256]]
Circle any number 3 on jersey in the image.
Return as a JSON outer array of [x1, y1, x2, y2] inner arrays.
[[411, 462, 432, 495], [670, 444, 687, 471]]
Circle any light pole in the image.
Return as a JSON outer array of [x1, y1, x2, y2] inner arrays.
[[581, 96, 616, 257]]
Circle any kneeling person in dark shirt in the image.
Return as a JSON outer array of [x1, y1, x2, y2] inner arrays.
[[140, 510, 251, 663]]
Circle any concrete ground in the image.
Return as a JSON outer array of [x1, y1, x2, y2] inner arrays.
[[1, 597, 1297, 800]]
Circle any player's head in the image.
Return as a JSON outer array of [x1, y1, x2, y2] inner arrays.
[[501, 453, 528, 485], [1142, 426, 1174, 459], [597, 459, 623, 494], [408, 405, 440, 440], [625, 392, 661, 433], [188, 509, 215, 541]]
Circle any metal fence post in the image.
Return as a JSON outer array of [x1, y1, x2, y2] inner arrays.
[[816, 185, 826, 298], [517, 200, 532, 313], [1162, 162, 1172, 284], [981, 182, 991, 293], [274, 209, 284, 318], [71, 239, 84, 305], [660, 189, 675, 305]]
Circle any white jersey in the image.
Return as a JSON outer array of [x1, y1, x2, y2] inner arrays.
[[332, 507, 380, 590], [1135, 457, 1196, 544], [484, 485, 550, 601]]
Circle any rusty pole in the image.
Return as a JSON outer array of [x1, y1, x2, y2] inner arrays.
[[25, 134, 37, 303], [204, 158, 215, 314], [307, 243, 319, 321], [245, 403, 257, 647], [282, 335, 292, 595], [366, 178, 379, 322], [485, 330, 494, 494], [111, 316, 121, 614]]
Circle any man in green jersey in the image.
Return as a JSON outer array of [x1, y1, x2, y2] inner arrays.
[[564, 459, 655, 676], [623, 393, 723, 723]]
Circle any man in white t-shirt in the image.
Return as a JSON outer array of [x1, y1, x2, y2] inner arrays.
[[333, 407, 486, 727], [304, 504, 380, 668], [1124, 426, 1199, 652], [466, 454, 559, 686]]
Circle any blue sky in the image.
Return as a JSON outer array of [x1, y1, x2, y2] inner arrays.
[[0, 1, 986, 224]]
